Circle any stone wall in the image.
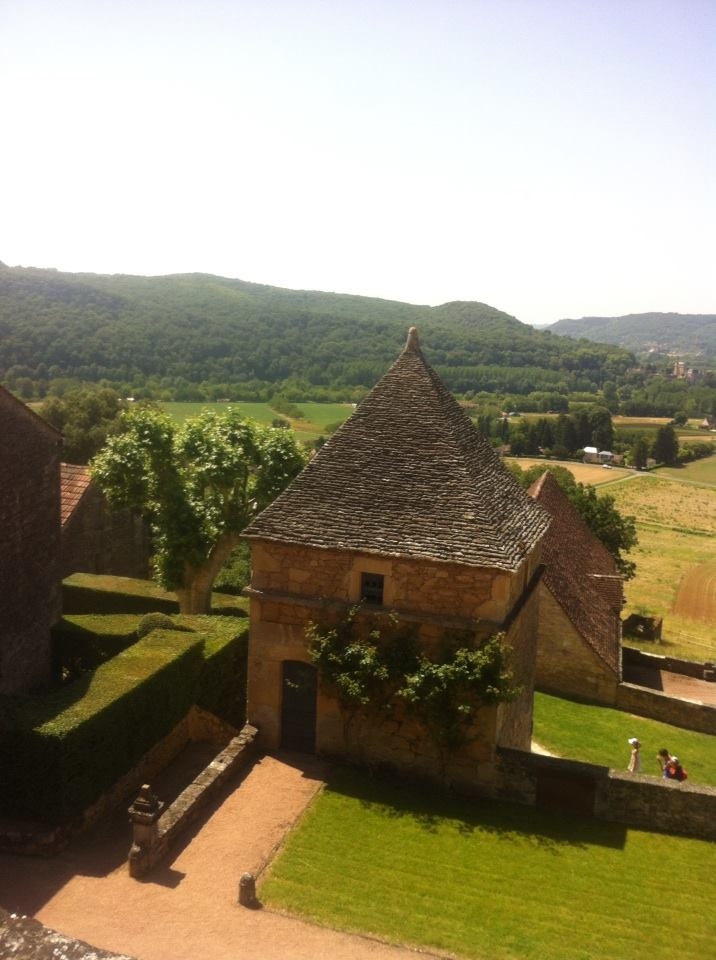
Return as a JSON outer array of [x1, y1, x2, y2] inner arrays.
[[0, 909, 135, 960], [497, 748, 716, 842], [0, 389, 61, 694], [496, 568, 542, 752], [249, 540, 534, 625], [128, 724, 258, 878], [623, 645, 714, 681], [247, 541, 541, 794], [616, 683, 716, 735], [536, 590, 618, 705], [61, 486, 150, 580]]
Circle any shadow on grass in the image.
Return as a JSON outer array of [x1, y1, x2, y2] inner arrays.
[[324, 766, 628, 852]]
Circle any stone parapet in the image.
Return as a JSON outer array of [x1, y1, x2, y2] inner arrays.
[[128, 724, 258, 878], [496, 748, 716, 842], [616, 683, 716, 735]]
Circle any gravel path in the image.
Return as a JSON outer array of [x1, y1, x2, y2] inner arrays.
[[0, 753, 446, 960]]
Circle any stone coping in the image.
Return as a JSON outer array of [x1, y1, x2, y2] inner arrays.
[[128, 724, 258, 878]]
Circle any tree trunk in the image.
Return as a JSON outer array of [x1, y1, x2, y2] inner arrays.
[[176, 532, 243, 614]]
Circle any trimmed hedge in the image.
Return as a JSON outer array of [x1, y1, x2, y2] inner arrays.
[[51, 614, 140, 681], [0, 616, 249, 823], [194, 618, 249, 729], [62, 573, 249, 617], [0, 631, 203, 822]]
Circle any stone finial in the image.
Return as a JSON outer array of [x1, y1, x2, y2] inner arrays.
[[405, 326, 420, 352], [128, 784, 163, 824]]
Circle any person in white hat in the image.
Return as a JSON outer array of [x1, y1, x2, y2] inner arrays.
[[627, 737, 641, 773]]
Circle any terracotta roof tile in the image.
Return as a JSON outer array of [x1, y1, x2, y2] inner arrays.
[[244, 328, 549, 569], [60, 463, 92, 525], [528, 471, 623, 672]]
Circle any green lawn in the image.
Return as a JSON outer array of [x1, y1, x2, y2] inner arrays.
[[533, 692, 716, 786], [656, 457, 716, 485], [261, 766, 716, 960], [159, 400, 353, 440]]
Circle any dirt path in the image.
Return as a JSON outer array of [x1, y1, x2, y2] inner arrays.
[[0, 753, 444, 960]]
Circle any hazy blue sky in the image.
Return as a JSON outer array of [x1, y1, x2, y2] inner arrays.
[[2, 0, 714, 325]]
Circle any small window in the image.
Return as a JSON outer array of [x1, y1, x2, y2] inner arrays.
[[360, 572, 384, 605]]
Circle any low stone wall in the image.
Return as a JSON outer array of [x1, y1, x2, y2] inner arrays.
[[623, 645, 714, 680], [0, 908, 135, 960], [497, 748, 716, 841], [128, 724, 258, 878], [616, 682, 716, 735]]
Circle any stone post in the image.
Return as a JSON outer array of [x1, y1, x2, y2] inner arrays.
[[238, 872, 259, 908], [128, 784, 164, 878]]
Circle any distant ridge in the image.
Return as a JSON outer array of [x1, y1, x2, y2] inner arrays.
[[549, 312, 716, 361], [0, 264, 633, 396]]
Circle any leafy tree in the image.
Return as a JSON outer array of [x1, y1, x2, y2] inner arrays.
[[510, 464, 638, 579], [39, 386, 128, 464], [652, 424, 679, 466], [631, 436, 650, 470], [91, 406, 307, 613]]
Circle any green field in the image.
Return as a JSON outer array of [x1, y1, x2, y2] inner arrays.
[[656, 457, 716, 485], [604, 469, 716, 659], [159, 400, 353, 440], [261, 765, 716, 960]]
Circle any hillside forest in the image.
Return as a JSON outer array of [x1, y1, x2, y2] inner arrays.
[[2, 264, 715, 421]]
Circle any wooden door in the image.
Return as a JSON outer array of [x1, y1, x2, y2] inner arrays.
[[280, 660, 317, 753]]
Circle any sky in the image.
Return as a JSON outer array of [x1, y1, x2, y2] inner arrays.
[[1, 0, 714, 326]]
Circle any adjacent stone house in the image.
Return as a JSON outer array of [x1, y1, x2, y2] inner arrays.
[[61, 463, 150, 580], [528, 471, 623, 704], [243, 329, 549, 792], [0, 385, 62, 694]]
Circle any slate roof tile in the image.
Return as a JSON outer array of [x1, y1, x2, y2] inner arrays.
[[244, 328, 549, 569]]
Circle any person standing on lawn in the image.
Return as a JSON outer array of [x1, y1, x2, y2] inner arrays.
[[627, 737, 641, 773]]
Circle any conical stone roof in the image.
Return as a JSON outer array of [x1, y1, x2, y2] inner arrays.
[[244, 328, 549, 570]]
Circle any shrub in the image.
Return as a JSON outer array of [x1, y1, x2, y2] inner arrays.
[[136, 612, 185, 640]]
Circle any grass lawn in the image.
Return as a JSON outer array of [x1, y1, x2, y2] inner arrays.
[[656, 457, 716, 485], [533, 692, 716, 786], [261, 766, 716, 960]]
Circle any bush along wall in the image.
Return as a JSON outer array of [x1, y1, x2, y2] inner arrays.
[[0, 631, 203, 823], [0, 616, 249, 823], [194, 619, 249, 730]]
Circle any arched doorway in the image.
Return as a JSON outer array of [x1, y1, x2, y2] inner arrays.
[[280, 660, 317, 753]]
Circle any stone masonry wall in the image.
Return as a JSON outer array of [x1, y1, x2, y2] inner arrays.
[[536, 589, 618, 705], [249, 540, 524, 624], [61, 487, 150, 580], [0, 390, 61, 694], [497, 748, 716, 842], [616, 683, 716, 735]]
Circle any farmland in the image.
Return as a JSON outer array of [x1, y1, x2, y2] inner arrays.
[[160, 400, 353, 441], [603, 470, 716, 659]]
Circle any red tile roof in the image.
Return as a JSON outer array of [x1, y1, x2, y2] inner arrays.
[[60, 463, 92, 525], [528, 471, 623, 673]]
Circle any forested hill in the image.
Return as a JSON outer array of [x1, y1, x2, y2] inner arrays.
[[549, 313, 716, 362], [0, 264, 633, 399]]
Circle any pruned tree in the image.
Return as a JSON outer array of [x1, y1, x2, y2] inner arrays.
[[91, 406, 307, 613]]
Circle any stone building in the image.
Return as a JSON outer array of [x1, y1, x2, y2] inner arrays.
[[0, 385, 62, 694], [60, 463, 150, 580], [244, 328, 549, 792], [528, 471, 623, 704]]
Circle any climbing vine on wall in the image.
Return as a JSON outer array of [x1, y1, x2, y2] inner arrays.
[[306, 606, 520, 759]]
